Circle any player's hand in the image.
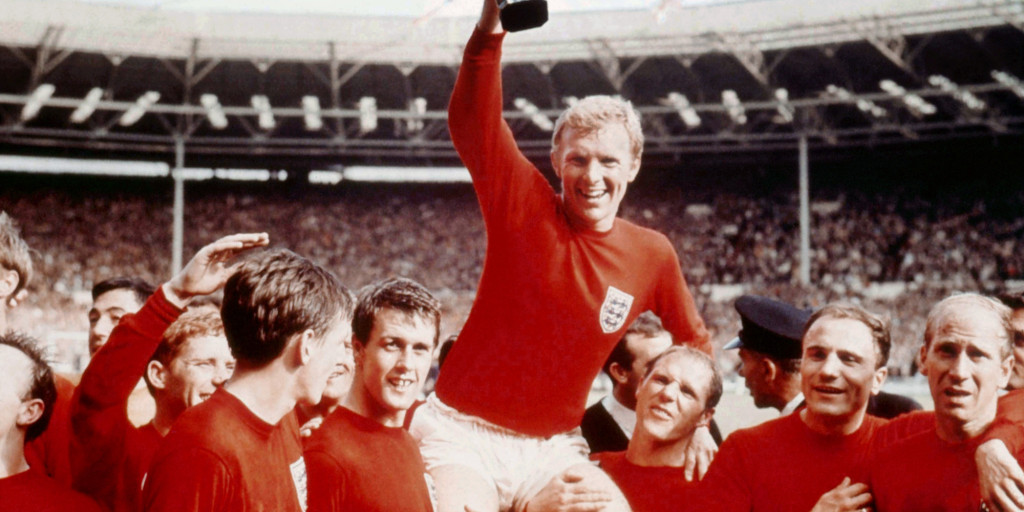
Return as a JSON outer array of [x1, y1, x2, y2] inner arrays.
[[478, 0, 502, 34], [165, 233, 269, 306], [682, 425, 716, 481], [299, 416, 325, 438], [977, 439, 1024, 512], [524, 467, 613, 512], [810, 477, 872, 512]]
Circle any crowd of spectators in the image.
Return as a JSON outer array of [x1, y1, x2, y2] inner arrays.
[[2, 173, 1021, 375]]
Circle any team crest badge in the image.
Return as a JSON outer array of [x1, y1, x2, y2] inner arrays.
[[599, 286, 634, 334]]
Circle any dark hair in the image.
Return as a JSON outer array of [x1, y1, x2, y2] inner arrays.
[[0, 211, 33, 300], [602, 311, 667, 377], [353, 277, 441, 348], [0, 332, 57, 441], [221, 248, 354, 367], [804, 303, 892, 369], [644, 346, 723, 411], [92, 276, 156, 305], [144, 307, 225, 394]]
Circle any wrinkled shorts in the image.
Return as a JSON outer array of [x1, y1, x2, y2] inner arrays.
[[408, 394, 592, 512]]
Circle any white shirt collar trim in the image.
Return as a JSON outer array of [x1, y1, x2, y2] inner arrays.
[[601, 394, 636, 439], [781, 392, 805, 416]]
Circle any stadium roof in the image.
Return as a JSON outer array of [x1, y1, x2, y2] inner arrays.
[[0, 0, 1022, 170], [5, 0, 1020, 63]]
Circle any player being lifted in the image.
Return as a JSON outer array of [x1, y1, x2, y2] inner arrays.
[[409, 1, 712, 511]]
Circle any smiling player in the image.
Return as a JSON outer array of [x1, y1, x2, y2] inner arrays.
[[695, 304, 891, 512], [410, 1, 711, 510], [304, 277, 439, 512]]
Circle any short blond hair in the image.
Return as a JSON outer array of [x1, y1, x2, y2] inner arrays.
[[551, 95, 644, 161]]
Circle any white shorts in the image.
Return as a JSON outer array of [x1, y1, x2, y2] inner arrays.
[[408, 394, 592, 512]]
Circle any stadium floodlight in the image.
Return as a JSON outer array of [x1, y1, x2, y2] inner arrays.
[[825, 84, 886, 118], [340, 166, 472, 183], [251, 95, 275, 130], [513, 98, 554, 131], [663, 92, 701, 128], [991, 70, 1024, 100], [200, 94, 228, 130], [119, 91, 161, 127], [774, 88, 795, 124], [20, 83, 56, 122], [358, 96, 378, 133], [721, 90, 747, 125], [70, 87, 104, 124], [407, 97, 427, 132], [927, 75, 986, 112], [0, 154, 169, 177], [879, 79, 936, 117], [302, 95, 323, 131], [308, 170, 344, 185]]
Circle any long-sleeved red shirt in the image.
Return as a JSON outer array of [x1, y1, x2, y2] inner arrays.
[[436, 27, 710, 438], [69, 286, 179, 512]]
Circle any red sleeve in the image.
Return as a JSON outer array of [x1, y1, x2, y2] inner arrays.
[[70, 286, 180, 505], [653, 239, 711, 354], [981, 390, 1024, 453], [141, 448, 231, 512], [449, 28, 550, 234], [304, 450, 346, 512]]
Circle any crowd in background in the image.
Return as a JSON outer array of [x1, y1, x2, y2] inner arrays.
[[2, 173, 1022, 375]]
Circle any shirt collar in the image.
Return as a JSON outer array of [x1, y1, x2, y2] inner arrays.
[[601, 394, 636, 439], [781, 392, 805, 416]]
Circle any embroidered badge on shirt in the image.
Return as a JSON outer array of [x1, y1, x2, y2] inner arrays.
[[599, 286, 634, 333]]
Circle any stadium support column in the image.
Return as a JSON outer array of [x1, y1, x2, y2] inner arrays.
[[798, 135, 810, 286], [172, 136, 184, 275]]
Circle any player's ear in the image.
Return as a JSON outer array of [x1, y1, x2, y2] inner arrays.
[[297, 328, 318, 366], [918, 344, 930, 376], [550, 150, 562, 179], [17, 397, 44, 429], [0, 268, 18, 300], [696, 408, 714, 429], [999, 353, 1014, 388], [351, 337, 367, 366], [147, 360, 169, 391], [870, 366, 888, 396], [627, 154, 641, 182]]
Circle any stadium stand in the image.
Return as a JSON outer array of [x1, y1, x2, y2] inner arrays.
[[3, 158, 1022, 376]]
